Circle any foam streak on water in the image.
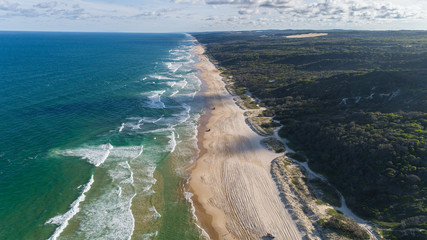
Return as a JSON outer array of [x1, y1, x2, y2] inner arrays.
[[59, 144, 114, 167], [46, 175, 94, 240], [146, 90, 166, 109], [185, 190, 211, 240]]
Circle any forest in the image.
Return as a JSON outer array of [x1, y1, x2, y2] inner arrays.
[[192, 30, 427, 239]]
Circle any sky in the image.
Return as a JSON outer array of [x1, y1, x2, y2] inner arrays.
[[0, 0, 426, 32]]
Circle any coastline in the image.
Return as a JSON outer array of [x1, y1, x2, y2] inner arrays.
[[188, 41, 379, 240], [188, 44, 301, 240]]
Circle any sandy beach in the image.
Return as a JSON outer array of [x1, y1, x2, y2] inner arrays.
[[285, 33, 328, 38], [188, 45, 302, 240]]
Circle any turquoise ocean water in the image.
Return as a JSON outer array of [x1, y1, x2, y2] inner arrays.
[[0, 32, 205, 239]]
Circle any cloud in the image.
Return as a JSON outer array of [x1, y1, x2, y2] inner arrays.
[[171, 0, 205, 4], [205, 0, 293, 8], [0, 1, 172, 20], [174, 0, 421, 22], [34, 1, 58, 9], [0, 1, 42, 18], [272, 0, 421, 22], [172, 0, 295, 8], [205, 16, 218, 20], [50, 5, 91, 20], [207, 0, 261, 4], [259, 0, 293, 8], [1, 0, 425, 31], [0, 1, 19, 11], [238, 8, 259, 14]]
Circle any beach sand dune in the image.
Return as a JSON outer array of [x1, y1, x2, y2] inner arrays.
[[189, 45, 301, 240], [286, 33, 328, 38]]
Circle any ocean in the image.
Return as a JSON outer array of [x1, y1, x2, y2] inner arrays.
[[0, 32, 205, 239]]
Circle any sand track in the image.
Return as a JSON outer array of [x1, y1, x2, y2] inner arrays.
[[189, 45, 301, 240]]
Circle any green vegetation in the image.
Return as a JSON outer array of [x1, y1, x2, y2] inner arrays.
[[309, 178, 342, 207], [319, 209, 369, 239], [262, 137, 286, 153], [324, 214, 370, 240], [193, 30, 427, 239], [240, 94, 259, 109], [327, 208, 341, 216], [316, 199, 327, 205]]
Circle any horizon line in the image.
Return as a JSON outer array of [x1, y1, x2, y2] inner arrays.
[[0, 29, 426, 35]]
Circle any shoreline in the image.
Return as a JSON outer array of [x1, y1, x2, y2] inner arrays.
[[188, 44, 301, 240], [187, 45, 221, 240], [189, 49, 217, 239]]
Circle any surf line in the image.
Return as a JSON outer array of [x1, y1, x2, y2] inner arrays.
[[46, 175, 95, 240]]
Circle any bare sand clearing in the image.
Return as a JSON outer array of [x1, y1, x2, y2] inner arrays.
[[189, 45, 302, 240], [286, 33, 328, 38]]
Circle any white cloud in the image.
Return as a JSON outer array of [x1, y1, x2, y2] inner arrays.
[[0, 0, 176, 20], [0, 1, 19, 11], [34, 1, 58, 9], [238, 8, 259, 14], [175, 0, 422, 21], [0, 0, 425, 32]]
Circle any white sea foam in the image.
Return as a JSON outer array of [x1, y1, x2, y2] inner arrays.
[[46, 175, 95, 240], [136, 145, 144, 159], [175, 79, 188, 89], [170, 90, 179, 97], [184, 191, 211, 240], [139, 165, 157, 193], [119, 123, 125, 132], [116, 161, 134, 185], [110, 146, 142, 159], [121, 169, 134, 184], [73, 144, 139, 239], [75, 189, 136, 240], [109, 167, 128, 182], [142, 127, 175, 134], [174, 104, 191, 125], [167, 131, 177, 153], [149, 74, 173, 80], [149, 206, 161, 219], [140, 117, 161, 124], [118, 161, 130, 169], [152, 104, 192, 128], [61, 144, 113, 167], [145, 165, 156, 178], [164, 81, 177, 87], [165, 62, 183, 73], [142, 184, 157, 193], [126, 117, 141, 121], [120, 120, 143, 131], [128, 193, 137, 240], [146, 90, 165, 109], [142, 231, 158, 240], [172, 56, 185, 61]]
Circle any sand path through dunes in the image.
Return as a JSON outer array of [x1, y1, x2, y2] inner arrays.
[[189, 45, 302, 240]]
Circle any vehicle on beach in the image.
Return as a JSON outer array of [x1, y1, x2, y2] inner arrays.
[[266, 233, 276, 238]]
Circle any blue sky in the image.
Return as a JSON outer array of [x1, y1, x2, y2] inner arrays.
[[0, 0, 425, 32]]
